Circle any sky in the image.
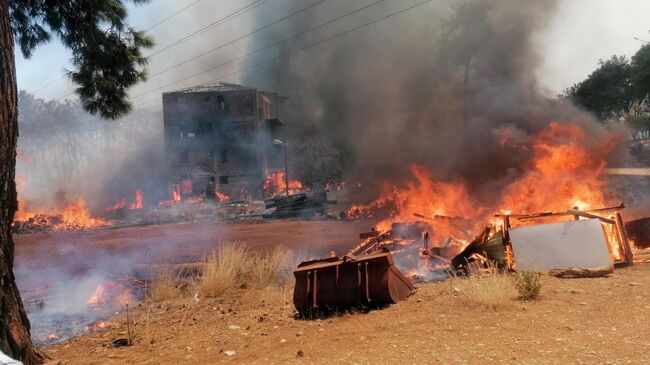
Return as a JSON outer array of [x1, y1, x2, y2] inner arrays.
[[13, 0, 650, 106]]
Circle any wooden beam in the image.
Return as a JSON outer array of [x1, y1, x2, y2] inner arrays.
[[566, 210, 615, 224]]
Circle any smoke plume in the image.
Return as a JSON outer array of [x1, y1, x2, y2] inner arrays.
[[243, 0, 625, 204]]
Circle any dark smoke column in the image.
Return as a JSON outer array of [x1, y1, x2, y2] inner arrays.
[[242, 0, 615, 204]]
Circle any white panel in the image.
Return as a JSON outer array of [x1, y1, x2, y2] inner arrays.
[[509, 218, 612, 271]]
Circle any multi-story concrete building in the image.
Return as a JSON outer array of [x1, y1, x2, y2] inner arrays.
[[162, 83, 286, 201]]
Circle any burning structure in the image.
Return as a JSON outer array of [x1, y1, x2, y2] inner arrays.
[[163, 83, 288, 201]]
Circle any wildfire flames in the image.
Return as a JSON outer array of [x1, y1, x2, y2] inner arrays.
[[106, 190, 145, 213], [347, 122, 623, 271], [263, 170, 304, 196], [129, 190, 144, 210], [15, 197, 108, 232], [215, 190, 230, 201], [87, 281, 132, 308], [498, 122, 615, 214]]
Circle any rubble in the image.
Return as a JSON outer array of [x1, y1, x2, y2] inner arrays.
[[263, 192, 335, 219]]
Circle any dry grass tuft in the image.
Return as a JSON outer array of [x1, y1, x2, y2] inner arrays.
[[197, 243, 254, 298], [250, 246, 295, 288], [197, 243, 296, 298], [149, 270, 182, 303], [454, 264, 517, 308]]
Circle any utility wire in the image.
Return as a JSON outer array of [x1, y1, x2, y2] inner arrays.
[[38, 0, 263, 96], [148, 0, 326, 77], [148, 0, 271, 57], [132, 0, 388, 99], [39, 0, 433, 132], [145, 0, 205, 32], [60, 0, 319, 100], [31, 76, 66, 93]]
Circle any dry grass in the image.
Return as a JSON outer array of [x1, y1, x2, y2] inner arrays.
[[197, 243, 253, 297], [196, 243, 295, 298], [453, 264, 517, 308], [148, 270, 182, 303], [250, 246, 295, 288]]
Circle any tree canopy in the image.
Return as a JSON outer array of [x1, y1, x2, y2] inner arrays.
[[9, 0, 153, 119], [564, 43, 650, 122], [1, 1, 153, 363]]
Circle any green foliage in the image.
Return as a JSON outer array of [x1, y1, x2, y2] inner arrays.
[[564, 42, 650, 122], [631, 44, 650, 102], [9, 0, 153, 119], [514, 270, 542, 300], [563, 55, 634, 122]]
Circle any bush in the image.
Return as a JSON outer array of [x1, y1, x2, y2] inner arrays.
[[515, 270, 542, 300]]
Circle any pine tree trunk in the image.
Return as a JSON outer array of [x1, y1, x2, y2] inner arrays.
[[0, 1, 45, 364]]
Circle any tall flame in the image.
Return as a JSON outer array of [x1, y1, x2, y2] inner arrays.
[[263, 170, 304, 196], [347, 122, 622, 261]]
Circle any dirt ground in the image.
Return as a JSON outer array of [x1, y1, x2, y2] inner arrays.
[[14, 219, 650, 364], [43, 263, 650, 365], [14, 219, 377, 296]]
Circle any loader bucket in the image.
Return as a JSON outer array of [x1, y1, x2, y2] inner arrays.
[[293, 251, 415, 316]]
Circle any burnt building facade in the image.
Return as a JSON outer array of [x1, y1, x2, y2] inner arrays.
[[162, 83, 286, 201]]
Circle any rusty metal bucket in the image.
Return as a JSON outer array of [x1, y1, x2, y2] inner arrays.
[[293, 251, 415, 316]]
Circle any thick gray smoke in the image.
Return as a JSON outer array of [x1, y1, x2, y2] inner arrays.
[[16, 92, 167, 213], [243, 0, 624, 204]]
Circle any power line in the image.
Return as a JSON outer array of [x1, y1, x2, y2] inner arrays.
[[37, 0, 260, 97], [145, 0, 204, 32], [132, 0, 389, 99], [148, 0, 271, 57], [31, 76, 66, 93], [148, 0, 326, 78], [133, 0, 435, 107], [40, 0, 434, 132]]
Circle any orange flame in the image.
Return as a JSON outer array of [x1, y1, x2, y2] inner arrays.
[[15, 197, 107, 231], [498, 122, 611, 214], [129, 190, 144, 210], [263, 170, 304, 196], [87, 281, 132, 309], [347, 122, 623, 268], [215, 191, 230, 202], [105, 199, 126, 213]]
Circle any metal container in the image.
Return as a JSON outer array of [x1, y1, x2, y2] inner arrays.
[[293, 252, 415, 316]]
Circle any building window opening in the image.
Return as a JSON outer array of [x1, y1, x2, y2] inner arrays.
[[219, 175, 229, 185], [180, 148, 189, 164], [217, 95, 225, 110]]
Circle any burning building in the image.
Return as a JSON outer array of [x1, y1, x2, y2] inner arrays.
[[163, 83, 287, 201]]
